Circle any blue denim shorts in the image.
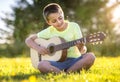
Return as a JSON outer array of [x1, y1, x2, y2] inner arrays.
[[49, 56, 83, 70]]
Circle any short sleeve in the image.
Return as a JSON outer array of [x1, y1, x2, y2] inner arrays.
[[37, 27, 51, 39]]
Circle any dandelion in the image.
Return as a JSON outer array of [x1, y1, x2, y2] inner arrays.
[[29, 75, 37, 82], [11, 72, 16, 76], [86, 79, 88, 82], [21, 79, 29, 82]]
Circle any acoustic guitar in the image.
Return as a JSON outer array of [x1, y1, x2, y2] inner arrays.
[[30, 32, 106, 68]]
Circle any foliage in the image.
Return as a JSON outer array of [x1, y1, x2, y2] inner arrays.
[[0, 57, 120, 82], [0, 0, 120, 57]]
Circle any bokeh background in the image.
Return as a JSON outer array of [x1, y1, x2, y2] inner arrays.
[[0, 0, 120, 57]]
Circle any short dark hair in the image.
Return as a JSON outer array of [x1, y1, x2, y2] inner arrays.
[[43, 3, 63, 21]]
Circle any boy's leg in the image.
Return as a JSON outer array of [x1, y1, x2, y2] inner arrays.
[[66, 52, 95, 73], [38, 60, 61, 73]]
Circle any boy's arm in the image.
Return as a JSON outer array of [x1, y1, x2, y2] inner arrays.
[[25, 34, 49, 55]]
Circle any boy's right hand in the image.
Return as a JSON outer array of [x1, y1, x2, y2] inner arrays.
[[36, 46, 50, 55], [25, 34, 50, 55]]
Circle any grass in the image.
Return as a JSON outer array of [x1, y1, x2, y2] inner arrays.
[[0, 56, 120, 82]]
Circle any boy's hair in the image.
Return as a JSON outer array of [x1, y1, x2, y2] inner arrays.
[[43, 3, 64, 21]]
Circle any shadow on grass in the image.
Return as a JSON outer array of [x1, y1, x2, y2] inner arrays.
[[0, 71, 82, 81], [0, 69, 91, 81], [0, 72, 49, 81]]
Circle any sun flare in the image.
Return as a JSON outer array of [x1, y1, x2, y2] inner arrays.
[[111, 5, 120, 23]]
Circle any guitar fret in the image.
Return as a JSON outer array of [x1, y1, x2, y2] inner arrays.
[[83, 37, 86, 44], [55, 40, 77, 51]]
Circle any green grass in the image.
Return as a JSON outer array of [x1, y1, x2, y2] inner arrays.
[[0, 56, 120, 82]]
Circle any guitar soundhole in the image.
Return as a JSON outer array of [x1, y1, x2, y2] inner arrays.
[[47, 43, 55, 55], [49, 46, 54, 53]]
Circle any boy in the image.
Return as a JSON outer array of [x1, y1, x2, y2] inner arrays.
[[25, 3, 95, 73]]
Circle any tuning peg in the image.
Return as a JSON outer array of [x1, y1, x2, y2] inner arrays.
[[93, 39, 97, 42], [89, 39, 92, 42], [97, 31, 101, 33], [97, 34, 100, 37], [89, 33, 93, 36], [95, 42, 99, 45], [103, 32, 106, 37], [94, 32, 96, 34], [97, 38, 100, 41], [90, 33, 93, 35], [101, 32, 104, 34], [91, 43, 95, 45], [99, 41, 103, 44]]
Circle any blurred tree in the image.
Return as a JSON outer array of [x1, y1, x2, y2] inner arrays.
[[1, 0, 63, 56], [1, 0, 120, 57]]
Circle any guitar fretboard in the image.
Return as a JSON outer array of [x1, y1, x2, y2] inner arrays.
[[54, 37, 86, 51]]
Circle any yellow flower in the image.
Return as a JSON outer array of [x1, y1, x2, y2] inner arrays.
[[21, 79, 28, 82], [11, 72, 16, 76], [29, 75, 37, 82]]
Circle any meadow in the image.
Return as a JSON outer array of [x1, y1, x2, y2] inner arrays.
[[0, 56, 120, 82]]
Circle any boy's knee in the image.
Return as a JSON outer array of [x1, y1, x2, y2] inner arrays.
[[84, 52, 96, 66], [38, 61, 49, 71], [86, 52, 96, 61], [84, 52, 95, 69]]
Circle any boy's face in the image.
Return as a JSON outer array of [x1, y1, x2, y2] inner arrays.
[[47, 11, 65, 31]]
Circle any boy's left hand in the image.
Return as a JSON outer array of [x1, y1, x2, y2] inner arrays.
[[80, 45, 87, 54], [76, 41, 87, 54]]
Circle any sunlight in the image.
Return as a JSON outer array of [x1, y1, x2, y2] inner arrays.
[[111, 5, 120, 34], [106, 0, 120, 34], [111, 5, 120, 23], [106, 0, 117, 7], [106, 0, 120, 23]]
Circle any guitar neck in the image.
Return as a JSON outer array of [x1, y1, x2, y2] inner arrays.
[[49, 32, 106, 52], [54, 37, 87, 51]]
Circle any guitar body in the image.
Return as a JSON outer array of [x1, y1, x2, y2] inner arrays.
[[30, 37, 67, 69]]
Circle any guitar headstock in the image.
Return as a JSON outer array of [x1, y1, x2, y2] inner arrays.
[[86, 32, 106, 45]]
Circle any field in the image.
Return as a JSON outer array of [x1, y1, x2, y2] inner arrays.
[[0, 56, 120, 82]]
